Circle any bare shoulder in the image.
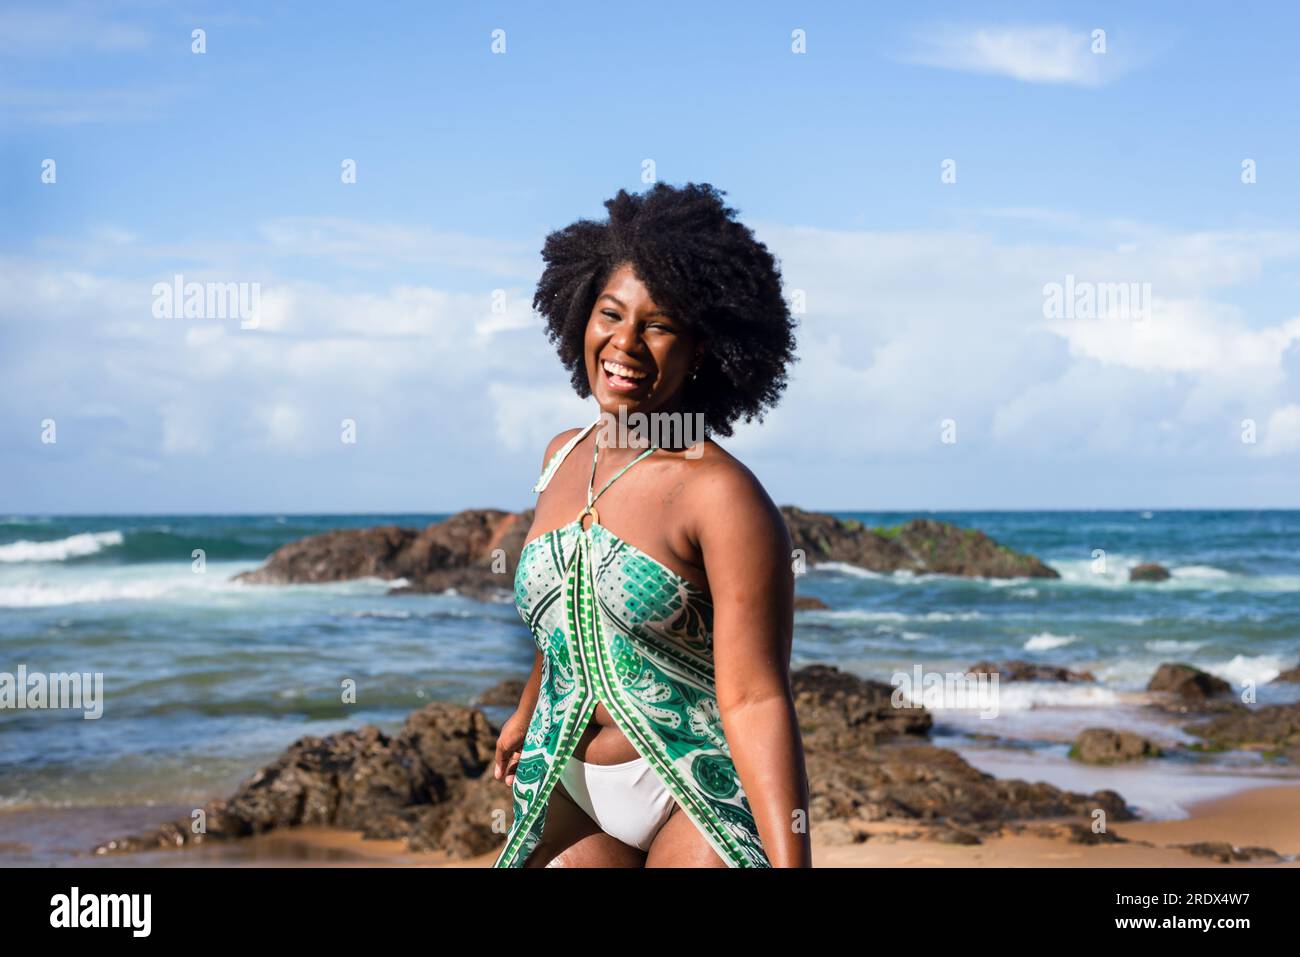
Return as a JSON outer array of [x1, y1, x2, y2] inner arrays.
[[679, 441, 790, 548], [540, 427, 584, 473]]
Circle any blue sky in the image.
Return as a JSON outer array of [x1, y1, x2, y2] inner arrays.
[[4, 1, 1300, 512]]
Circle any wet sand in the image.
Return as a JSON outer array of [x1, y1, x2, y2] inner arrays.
[[813, 783, 1300, 867]]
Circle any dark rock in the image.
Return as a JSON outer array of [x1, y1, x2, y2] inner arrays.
[[812, 820, 859, 845], [1147, 663, 1232, 702], [791, 664, 932, 746], [233, 524, 416, 584], [1274, 663, 1300, 683], [233, 507, 1061, 594], [430, 775, 512, 857], [387, 569, 513, 602], [1069, 728, 1162, 764], [472, 678, 528, 708], [234, 509, 531, 600], [94, 702, 507, 859], [1129, 562, 1171, 582], [1182, 702, 1300, 763], [804, 737, 1134, 834], [970, 659, 1096, 683], [875, 829, 926, 843], [96, 663, 1138, 859], [795, 666, 1133, 832], [1032, 822, 1130, 845], [793, 594, 829, 610], [782, 507, 1059, 579], [1150, 697, 1249, 718], [931, 826, 982, 845], [1175, 842, 1283, 863]]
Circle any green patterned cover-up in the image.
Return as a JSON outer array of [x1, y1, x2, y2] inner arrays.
[[491, 420, 771, 868]]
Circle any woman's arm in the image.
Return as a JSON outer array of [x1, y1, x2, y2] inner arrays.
[[493, 647, 542, 786], [694, 462, 811, 867], [493, 428, 578, 786]]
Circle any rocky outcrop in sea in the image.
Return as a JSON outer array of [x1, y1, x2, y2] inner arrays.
[[232, 506, 1061, 598]]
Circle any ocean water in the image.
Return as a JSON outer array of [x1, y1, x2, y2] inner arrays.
[[1, 511, 1298, 830]]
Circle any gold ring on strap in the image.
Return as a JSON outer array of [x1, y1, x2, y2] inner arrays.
[[579, 505, 599, 531]]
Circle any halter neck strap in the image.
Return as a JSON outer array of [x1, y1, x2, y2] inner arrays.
[[531, 417, 603, 494], [586, 435, 658, 510], [529, 416, 659, 522]]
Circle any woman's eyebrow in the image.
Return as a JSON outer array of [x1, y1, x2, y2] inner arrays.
[[598, 293, 670, 318]]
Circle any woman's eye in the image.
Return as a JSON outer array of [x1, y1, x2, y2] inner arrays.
[[602, 310, 621, 322]]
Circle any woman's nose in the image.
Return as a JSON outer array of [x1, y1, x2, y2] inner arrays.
[[610, 320, 641, 351]]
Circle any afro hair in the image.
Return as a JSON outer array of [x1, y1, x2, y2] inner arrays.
[[531, 181, 797, 437]]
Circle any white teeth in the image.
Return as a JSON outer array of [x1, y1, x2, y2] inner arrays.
[[603, 359, 647, 380]]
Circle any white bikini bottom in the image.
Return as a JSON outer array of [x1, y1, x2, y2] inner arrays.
[[556, 752, 676, 851]]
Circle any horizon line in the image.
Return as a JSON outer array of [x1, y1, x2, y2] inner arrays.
[[6, 506, 1300, 518]]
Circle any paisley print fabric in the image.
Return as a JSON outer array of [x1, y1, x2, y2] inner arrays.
[[492, 423, 771, 868]]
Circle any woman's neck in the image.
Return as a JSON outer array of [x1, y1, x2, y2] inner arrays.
[[594, 402, 705, 455]]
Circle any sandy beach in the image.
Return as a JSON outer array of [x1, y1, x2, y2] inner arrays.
[[811, 783, 1300, 868], [5, 781, 1294, 868]]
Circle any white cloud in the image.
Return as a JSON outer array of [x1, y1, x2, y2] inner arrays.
[[903, 24, 1125, 87], [488, 383, 594, 454], [746, 218, 1300, 466], [160, 403, 213, 456], [6, 209, 1300, 511], [1258, 404, 1300, 457], [1046, 300, 1300, 380], [259, 402, 307, 453]]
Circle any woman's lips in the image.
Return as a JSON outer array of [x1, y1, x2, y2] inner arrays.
[[600, 358, 648, 394], [605, 369, 641, 393]]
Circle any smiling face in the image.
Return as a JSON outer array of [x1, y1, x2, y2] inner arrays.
[[584, 262, 700, 423]]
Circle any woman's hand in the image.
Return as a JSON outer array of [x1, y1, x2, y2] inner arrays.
[[493, 709, 530, 787]]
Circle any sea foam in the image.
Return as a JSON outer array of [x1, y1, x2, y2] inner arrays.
[[0, 531, 124, 563], [1024, 632, 1077, 651]]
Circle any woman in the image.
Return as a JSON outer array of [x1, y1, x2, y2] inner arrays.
[[491, 182, 809, 867]]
